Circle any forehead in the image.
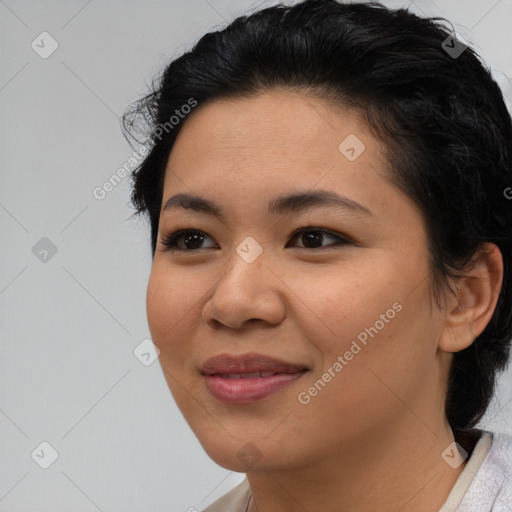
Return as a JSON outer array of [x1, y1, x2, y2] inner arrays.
[[165, 89, 385, 183], [171, 90, 368, 152], [160, 89, 420, 227]]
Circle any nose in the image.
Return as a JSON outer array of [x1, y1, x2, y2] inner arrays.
[[202, 250, 286, 330]]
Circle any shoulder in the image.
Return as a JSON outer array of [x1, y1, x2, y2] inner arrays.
[[201, 478, 251, 512], [459, 430, 512, 511]]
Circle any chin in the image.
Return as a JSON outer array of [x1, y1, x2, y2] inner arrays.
[[199, 436, 265, 471], [196, 428, 307, 473]]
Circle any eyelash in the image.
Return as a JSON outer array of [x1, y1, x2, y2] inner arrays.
[[160, 227, 351, 252]]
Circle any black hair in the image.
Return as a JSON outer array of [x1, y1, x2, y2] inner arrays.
[[122, 0, 512, 431]]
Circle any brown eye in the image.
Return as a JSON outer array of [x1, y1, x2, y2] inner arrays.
[[161, 230, 218, 251], [288, 228, 351, 249]]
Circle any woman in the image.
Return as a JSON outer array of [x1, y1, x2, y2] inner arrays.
[[122, 1, 512, 510]]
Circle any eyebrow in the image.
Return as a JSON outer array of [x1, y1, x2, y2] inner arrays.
[[161, 190, 375, 219]]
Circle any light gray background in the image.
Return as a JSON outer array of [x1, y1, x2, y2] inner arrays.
[[1, 0, 511, 510]]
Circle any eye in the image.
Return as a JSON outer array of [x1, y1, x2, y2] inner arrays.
[[287, 227, 351, 249], [160, 227, 350, 252], [160, 229, 217, 251]]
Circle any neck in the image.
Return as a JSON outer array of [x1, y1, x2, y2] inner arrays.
[[246, 416, 470, 512]]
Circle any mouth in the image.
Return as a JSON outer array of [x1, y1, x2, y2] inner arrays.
[[200, 353, 308, 404], [212, 371, 296, 378]]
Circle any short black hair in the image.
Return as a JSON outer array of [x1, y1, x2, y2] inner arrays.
[[122, 0, 512, 431]]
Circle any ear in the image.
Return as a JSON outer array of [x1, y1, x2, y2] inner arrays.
[[438, 243, 504, 353]]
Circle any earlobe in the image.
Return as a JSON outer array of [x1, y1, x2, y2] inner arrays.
[[438, 243, 503, 353]]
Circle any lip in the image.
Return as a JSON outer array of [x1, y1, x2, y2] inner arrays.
[[201, 353, 308, 375], [201, 352, 308, 405]]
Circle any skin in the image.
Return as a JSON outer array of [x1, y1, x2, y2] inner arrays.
[[146, 89, 503, 512]]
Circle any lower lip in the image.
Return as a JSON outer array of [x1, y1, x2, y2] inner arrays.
[[203, 372, 306, 404]]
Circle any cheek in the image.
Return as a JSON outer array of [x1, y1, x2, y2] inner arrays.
[[146, 269, 173, 341], [291, 264, 399, 353], [146, 267, 201, 404], [146, 266, 197, 349], [313, 293, 438, 423], [296, 261, 434, 399]]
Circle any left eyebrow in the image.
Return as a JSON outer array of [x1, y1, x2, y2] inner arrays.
[[161, 189, 375, 219]]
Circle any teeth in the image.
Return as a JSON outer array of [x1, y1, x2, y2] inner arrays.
[[217, 371, 278, 379]]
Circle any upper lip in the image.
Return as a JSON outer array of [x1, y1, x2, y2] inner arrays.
[[200, 352, 308, 375]]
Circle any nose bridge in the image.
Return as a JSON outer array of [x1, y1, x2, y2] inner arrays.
[[203, 238, 285, 329], [234, 234, 266, 266], [220, 235, 268, 295]]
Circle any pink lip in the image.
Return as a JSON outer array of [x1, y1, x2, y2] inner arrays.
[[200, 353, 308, 404], [203, 372, 307, 404]]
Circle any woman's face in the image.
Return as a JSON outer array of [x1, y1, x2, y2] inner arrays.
[[146, 89, 451, 471]]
